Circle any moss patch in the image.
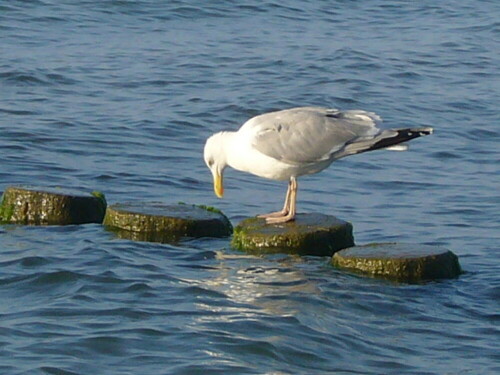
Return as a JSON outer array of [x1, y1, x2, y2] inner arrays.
[[231, 213, 354, 256], [103, 202, 232, 242], [332, 243, 462, 283], [91, 190, 106, 203], [195, 204, 222, 215], [0, 186, 107, 225], [0, 193, 15, 223]]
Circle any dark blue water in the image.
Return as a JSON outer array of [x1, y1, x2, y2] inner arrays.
[[1, 1, 499, 374]]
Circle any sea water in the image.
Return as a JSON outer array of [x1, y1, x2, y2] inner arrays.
[[1, 1, 499, 374]]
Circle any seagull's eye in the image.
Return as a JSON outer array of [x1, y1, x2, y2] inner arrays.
[[207, 159, 214, 167]]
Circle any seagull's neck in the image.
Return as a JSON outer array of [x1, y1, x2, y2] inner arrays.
[[222, 129, 267, 177], [216, 131, 237, 166]]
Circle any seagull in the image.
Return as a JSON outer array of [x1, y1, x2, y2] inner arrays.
[[204, 106, 433, 224]]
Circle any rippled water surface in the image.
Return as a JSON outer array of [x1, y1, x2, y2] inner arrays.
[[1, 1, 499, 374]]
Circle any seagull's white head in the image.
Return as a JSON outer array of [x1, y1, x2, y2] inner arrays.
[[204, 132, 228, 198]]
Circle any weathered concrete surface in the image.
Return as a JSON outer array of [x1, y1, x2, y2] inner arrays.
[[231, 213, 354, 256], [0, 186, 106, 225], [103, 202, 232, 242], [332, 243, 462, 283]]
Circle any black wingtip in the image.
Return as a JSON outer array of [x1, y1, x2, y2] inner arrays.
[[365, 127, 433, 152]]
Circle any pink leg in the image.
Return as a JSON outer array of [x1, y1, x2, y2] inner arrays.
[[257, 179, 292, 219], [265, 177, 297, 224]]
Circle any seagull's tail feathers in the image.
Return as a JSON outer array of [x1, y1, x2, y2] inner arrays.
[[338, 127, 433, 158]]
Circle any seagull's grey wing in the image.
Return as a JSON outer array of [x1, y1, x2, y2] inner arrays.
[[249, 107, 382, 165]]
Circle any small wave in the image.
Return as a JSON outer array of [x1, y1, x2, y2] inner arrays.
[[0, 71, 47, 85], [0, 70, 78, 87], [389, 71, 422, 79], [0, 255, 51, 268], [34, 270, 82, 285], [78, 335, 128, 356], [152, 5, 232, 21], [39, 367, 80, 375], [430, 150, 463, 159], [122, 282, 154, 293], [20, 256, 51, 267], [183, 285, 228, 299]]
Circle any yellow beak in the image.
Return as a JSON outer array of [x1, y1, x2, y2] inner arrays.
[[213, 171, 224, 198]]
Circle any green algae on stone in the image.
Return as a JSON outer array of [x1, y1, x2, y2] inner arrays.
[[332, 243, 462, 283], [103, 202, 232, 242], [91, 190, 107, 205], [231, 213, 354, 256], [0, 186, 107, 225], [0, 192, 15, 223], [178, 202, 224, 216], [195, 204, 224, 215]]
